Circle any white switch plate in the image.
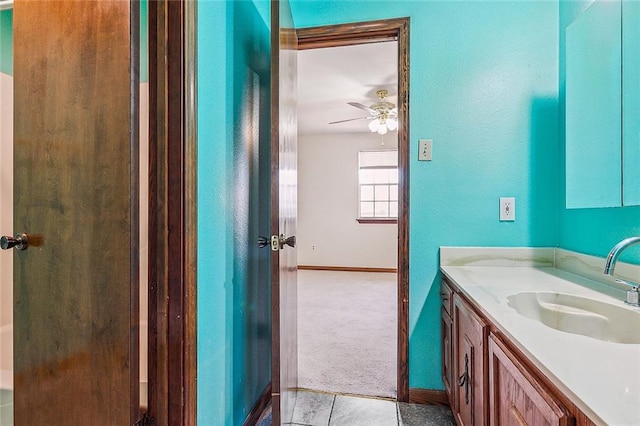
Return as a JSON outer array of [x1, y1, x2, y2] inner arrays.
[[418, 139, 432, 161], [500, 197, 515, 221]]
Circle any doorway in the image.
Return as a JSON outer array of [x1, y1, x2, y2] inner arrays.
[[297, 40, 399, 399], [295, 18, 410, 402]]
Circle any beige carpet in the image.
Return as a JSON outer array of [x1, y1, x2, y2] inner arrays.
[[297, 270, 397, 399]]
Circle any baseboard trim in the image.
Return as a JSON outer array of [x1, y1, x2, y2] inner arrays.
[[243, 382, 272, 426], [408, 388, 450, 406], [298, 265, 397, 273]]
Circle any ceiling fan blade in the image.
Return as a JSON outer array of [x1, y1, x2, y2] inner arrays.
[[329, 116, 370, 124], [347, 102, 377, 115]]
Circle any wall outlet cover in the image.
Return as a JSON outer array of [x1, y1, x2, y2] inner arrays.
[[418, 139, 432, 161], [500, 197, 515, 221]]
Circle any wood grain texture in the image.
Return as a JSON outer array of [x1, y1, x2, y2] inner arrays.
[[453, 294, 488, 426], [295, 17, 411, 403], [408, 388, 450, 406], [441, 309, 454, 408], [444, 277, 589, 425], [13, 0, 139, 423], [488, 335, 572, 425], [148, 0, 197, 424], [297, 18, 405, 50], [243, 383, 273, 426]]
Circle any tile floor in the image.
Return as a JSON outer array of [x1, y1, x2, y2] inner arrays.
[[259, 390, 456, 426], [0, 390, 12, 425]]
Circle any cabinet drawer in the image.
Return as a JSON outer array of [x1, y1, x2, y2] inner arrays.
[[441, 279, 453, 316], [488, 334, 572, 426]]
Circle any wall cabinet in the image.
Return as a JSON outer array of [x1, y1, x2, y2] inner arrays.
[[442, 277, 596, 425], [565, 0, 640, 207]]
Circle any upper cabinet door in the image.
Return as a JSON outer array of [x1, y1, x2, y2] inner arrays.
[[566, 0, 622, 208], [623, 1, 640, 206]]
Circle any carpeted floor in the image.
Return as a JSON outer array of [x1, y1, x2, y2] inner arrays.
[[298, 270, 397, 399]]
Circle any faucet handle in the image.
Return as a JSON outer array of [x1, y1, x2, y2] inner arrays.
[[613, 279, 640, 306], [626, 288, 640, 307]]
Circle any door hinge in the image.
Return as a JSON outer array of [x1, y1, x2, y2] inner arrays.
[[135, 413, 157, 426]]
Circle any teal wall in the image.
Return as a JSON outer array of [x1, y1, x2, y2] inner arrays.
[[0, 9, 11, 76], [290, 0, 560, 391], [558, 0, 640, 264], [197, 0, 272, 424]]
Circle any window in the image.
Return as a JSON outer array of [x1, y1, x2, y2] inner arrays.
[[358, 150, 398, 222]]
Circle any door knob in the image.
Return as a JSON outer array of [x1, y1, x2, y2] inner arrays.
[[1, 233, 29, 251], [280, 235, 296, 249], [258, 235, 296, 251], [258, 236, 270, 248]]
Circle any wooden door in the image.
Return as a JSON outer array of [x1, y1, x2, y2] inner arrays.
[[270, 0, 298, 424], [12, 1, 139, 424]]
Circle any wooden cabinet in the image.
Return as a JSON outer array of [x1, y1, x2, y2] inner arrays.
[[441, 277, 590, 425], [441, 280, 454, 405], [442, 308, 454, 405], [452, 294, 487, 426], [488, 334, 572, 425]]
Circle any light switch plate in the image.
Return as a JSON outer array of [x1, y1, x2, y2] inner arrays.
[[500, 197, 515, 221], [418, 139, 432, 161]]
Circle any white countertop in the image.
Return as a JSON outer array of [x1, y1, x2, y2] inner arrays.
[[440, 247, 640, 426]]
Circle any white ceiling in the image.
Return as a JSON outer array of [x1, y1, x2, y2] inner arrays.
[[297, 41, 398, 135]]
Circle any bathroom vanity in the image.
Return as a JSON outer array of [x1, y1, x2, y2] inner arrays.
[[440, 247, 640, 426]]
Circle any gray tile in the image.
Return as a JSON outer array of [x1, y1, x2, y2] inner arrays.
[[0, 403, 12, 426], [397, 402, 455, 426], [0, 390, 11, 407], [329, 395, 397, 426], [292, 391, 334, 426]]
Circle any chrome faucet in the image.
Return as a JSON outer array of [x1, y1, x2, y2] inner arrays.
[[604, 237, 640, 306]]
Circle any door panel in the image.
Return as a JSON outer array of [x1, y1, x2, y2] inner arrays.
[[12, 1, 139, 423], [271, 0, 298, 423]]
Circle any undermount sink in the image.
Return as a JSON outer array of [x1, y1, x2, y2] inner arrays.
[[507, 291, 640, 344]]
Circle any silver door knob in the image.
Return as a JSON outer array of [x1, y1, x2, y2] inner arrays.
[[1, 233, 29, 251], [280, 235, 296, 249]]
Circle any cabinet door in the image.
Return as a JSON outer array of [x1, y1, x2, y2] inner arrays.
[[623, 0, 640, 205], [566, 0, 622, 208], [453, 295, 487, 426], [489, 335, 572, 426], [442, 308, 454, 406]]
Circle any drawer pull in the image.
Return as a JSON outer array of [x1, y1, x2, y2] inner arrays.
[[457, 353, 470, 404]]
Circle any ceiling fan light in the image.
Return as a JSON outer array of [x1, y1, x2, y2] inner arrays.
[[387, 118, 398, 131], [368, 120, 379, 132], [377, 124, 388, 135]]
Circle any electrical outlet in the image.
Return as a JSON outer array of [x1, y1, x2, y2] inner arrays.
[[500, 197, 515, 221], [418, 139, 432, 161]]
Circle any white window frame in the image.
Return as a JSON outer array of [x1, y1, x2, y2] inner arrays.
[[357, 149, 398, 223]]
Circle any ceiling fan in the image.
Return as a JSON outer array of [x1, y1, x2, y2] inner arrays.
[[329, 89, 398, 135]]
